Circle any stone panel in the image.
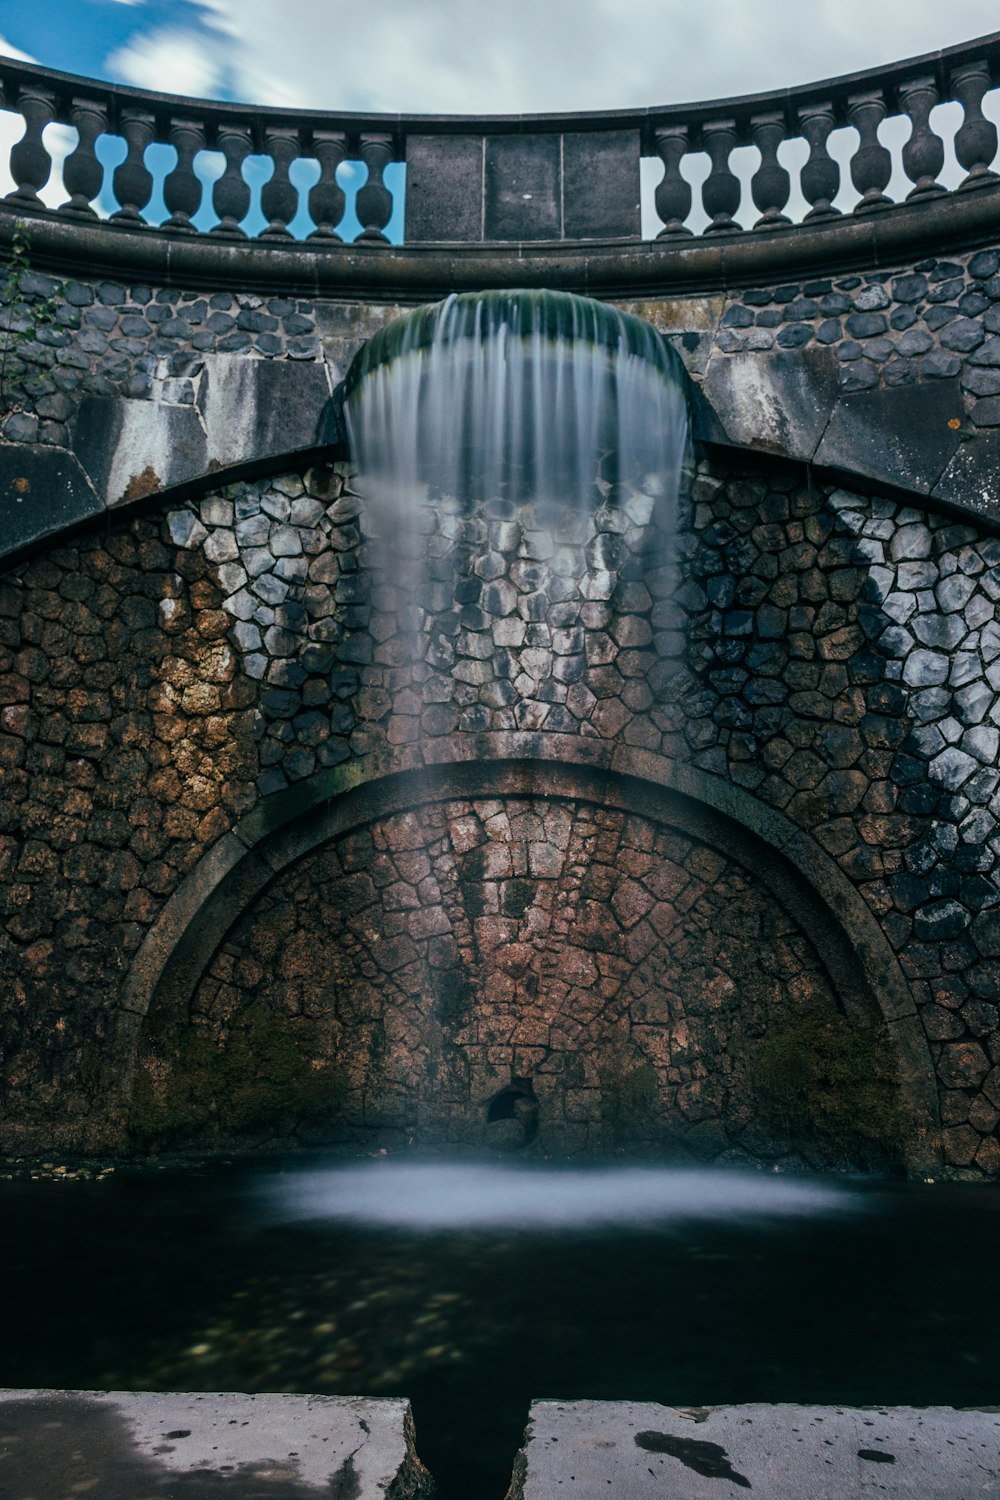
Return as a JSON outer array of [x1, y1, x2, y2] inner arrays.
[[404, 135, 484, 243], [484, 135, 561, 242]]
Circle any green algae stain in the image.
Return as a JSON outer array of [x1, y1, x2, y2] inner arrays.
[[128, 1005, 347, 1150], [754, 1011, 906, 1167]]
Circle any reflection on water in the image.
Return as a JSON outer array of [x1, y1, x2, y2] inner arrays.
[[260, 1160, 858, 1231], [2, 1156, 999, 1499]]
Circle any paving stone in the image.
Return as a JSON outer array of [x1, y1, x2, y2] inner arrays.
[[0, 1390, 432, 1497], [508, 1401, 1000, 1500]]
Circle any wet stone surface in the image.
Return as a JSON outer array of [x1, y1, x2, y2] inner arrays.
[[0, 452, 998, 1169], [0, 1390, 432, 1498], [509, 1400, 1000, 1500], [181, 794, 849, 1156]]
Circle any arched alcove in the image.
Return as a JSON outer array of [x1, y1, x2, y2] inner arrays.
[[120, 748, 940, 1168]]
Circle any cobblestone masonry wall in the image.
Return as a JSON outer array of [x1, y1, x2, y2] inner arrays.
[[184, 795, 848, 1157], [4, 245, 1000, 448], [629, 247, 1000, 412], [1, 453, 999, 1168], [0, 275, 394, 450]]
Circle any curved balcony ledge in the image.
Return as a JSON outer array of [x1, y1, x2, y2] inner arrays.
[[2, 182, 1000, 300], [1, 35, 999, 298]]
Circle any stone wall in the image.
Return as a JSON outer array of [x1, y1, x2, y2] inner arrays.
[[0, 444, 998, 1171], [3, 249, 1000, 456], [5, 241, 1000, 566], [175, 793, 855, 1159]]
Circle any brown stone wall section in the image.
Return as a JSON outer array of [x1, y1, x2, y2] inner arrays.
[[0, 523, 259, 1144], [183, 795, 850, 1160], [0, 449, 997, 1171]]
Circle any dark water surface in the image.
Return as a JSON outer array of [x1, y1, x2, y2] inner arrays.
[[2, 1155, 999, 1499]]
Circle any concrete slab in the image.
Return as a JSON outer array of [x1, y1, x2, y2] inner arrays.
[[506, 1400, 1000, 1499], [0, 1389, 433, 1497]]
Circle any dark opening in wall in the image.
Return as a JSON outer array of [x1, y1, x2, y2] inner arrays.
[[486, 1079, 539, 1147]]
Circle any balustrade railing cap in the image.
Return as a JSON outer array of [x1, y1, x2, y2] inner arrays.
[[1, 30, 999, 136]]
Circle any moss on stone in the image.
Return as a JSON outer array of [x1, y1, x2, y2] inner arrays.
[[502, 878, 536, 920], [754, 1010, 906, 1167], [599, 1048, 659, 1143], [128, 1005, 347, 1150]]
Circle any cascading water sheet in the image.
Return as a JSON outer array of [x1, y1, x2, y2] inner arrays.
[[344, 289, 691, 522]]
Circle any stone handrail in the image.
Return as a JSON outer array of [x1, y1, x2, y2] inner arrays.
[[1, 33, 999, 252]]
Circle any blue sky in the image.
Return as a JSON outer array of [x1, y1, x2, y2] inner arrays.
[[3, 1, 999, 113], [3, 2, 212, 85]]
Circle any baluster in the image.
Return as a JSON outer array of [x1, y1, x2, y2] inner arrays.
[[163, 117, 206, 231], [5, 87, 56, 206], [952, 61, 999, 186], [798, 102, 841, 218], [749, 111, 791, 227], [110, 108, 155, 222], [356, 133, 394, 242], [899, 75, 945, 197], [210, 122, 252, 236], [700, 118, 741, 233], [652, 125, 692, 237], [308, 130, 347, 239], [60, 97, 108, 217], [847, 91, 892, 210], [260, 126, 300, 238]]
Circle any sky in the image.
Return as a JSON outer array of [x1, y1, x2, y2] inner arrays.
[[1, 0, 998, 114], [0, 1, 998, 239]]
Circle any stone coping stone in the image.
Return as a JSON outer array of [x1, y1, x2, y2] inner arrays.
[[506, 1400, 1000, 1498], [0, 1389, 433, 1497]]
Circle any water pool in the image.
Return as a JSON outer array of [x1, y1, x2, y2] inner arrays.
[[2, 1155, 998, 1497]]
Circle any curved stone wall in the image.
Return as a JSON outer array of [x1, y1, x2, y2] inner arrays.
[[5, 239, 1000, 578], [0, 440, 997, 1172], [159, 792, 869, 1162], [2, 42, 1000, 1179]]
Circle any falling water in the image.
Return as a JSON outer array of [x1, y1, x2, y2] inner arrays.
[[341, 288, 692, 767], [344, 288, 691, 521], [337, 290, 694, 1151]]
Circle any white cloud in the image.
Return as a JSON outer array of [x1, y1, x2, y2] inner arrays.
[[0, 32, 36, 63], [106, 27, 223, 99], [177, 0, 1000, 114]]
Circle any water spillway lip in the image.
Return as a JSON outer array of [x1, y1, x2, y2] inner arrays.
[[256, 1161, 861, 1233], [342, 289, 691, 401]]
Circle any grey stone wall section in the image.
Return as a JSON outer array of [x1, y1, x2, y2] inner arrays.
[[507, 1400, 1000, 1499], [0, 1389, 433, 1496], [631, 244, 1000, 520], [5, 247, 1000, 558]]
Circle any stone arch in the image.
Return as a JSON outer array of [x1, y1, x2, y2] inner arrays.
[[117, 737, 940, 1168]]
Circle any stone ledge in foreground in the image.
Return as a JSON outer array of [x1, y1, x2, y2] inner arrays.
[[505, 1400, 1000, 1499], [0, 1389, 434, 1497]]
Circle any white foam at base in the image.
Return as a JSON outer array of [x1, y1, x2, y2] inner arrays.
[[261, 1161, 858, 1232]]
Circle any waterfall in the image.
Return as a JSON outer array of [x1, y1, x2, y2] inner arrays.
[[344, 289, 691, 520]]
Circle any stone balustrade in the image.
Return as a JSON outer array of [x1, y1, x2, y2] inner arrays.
[[1, 34, 999, 255]]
